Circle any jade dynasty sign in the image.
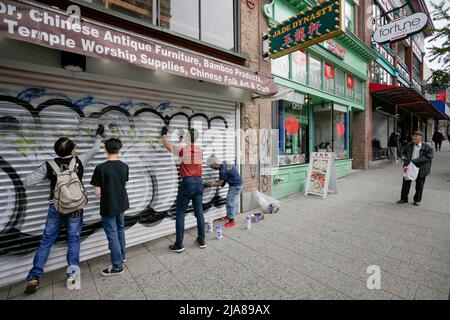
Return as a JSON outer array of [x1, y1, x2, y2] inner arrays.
[[268, 0, 344, 59]]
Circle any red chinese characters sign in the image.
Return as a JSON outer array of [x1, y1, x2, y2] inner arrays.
[[324, 63, 335, 79], [346, 74, 354, 89], [436, 91, 446, 102], [285, 116, 300, 135]]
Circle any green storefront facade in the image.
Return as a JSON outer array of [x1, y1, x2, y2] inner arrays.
[[265, 0, 377, 199]]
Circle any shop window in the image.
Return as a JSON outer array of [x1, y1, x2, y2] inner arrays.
[[292, 51, 307, 84], [335, 68, 345, 97], [345, 0, 355, 33], [313, 103, 348, 160], [333, 104, 348, 160], [273, 99, 309, 166], [160, 0, 199, 39], [354, 78, 363, 104], [309, 56, 322, 89], [93, 0, 153, 23], [90, 0, 236, 51], [323, 62, 335, 94], [200, 0, 235, 50], [346, 74, 355, 101], [272, 54, 290, 79]]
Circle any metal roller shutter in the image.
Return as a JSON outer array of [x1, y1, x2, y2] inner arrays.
[[0, 67, 237, 287]]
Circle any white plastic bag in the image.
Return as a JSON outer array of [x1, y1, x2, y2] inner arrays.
[[403, 162, 419, 181], [252, 189, 280, 214]]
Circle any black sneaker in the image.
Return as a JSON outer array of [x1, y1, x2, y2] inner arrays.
[[196, 238, 206, 249], [101, 266, 124, 276], [397, 199, 408, 204], [24, 278, 39, 294], [413, 202, 420, 206], [122, 255, 127, 264], [169, 243, 185, 253]]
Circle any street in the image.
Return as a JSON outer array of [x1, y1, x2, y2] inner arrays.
[[2, 143, 450, 300]]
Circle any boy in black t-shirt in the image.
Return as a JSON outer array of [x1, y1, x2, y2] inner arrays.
[[90, 138, 129, 276]]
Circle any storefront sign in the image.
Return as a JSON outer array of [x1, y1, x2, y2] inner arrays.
[[320, 39, 346, 59], [373, 12, 428, 44], [324, 62, 335, 79], [0, 0, 277, 95], [304, 152, 337, 198], [346, 74, 354, 89], [436, 91, 446, 102], [268, 0, 344, 59]]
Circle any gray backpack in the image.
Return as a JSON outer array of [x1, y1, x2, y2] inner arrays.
[[48, 158, 88, 214]]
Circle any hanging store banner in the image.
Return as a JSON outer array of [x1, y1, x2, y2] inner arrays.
[[0, 0, 277, 95], [268, 0, 344, 59], [373, 12, 428, 44]]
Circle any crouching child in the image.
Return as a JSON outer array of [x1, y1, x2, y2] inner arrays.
[[90, 138, 129, 276]]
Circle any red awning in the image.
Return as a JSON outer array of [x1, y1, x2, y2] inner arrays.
[[369, 84, 445, 119]]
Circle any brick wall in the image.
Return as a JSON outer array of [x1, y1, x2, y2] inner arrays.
[[352, 0, 373, 169], [239, 0, 273, 210]]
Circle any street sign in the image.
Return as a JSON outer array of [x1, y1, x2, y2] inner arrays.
[[268, 0, 344, 59]]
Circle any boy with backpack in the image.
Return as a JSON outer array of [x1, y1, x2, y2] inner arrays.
[[22, 125, 104, 294], [90, 138, 129, 276]]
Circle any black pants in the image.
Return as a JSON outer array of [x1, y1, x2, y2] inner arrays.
[[435, 141, 442, 151], [401, 177, 426, 203]]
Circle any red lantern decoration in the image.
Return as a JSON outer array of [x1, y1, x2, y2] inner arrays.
[[436, 91, 446, 102], [324, 63, 334, 79], [346, 74, 354, 89], [284, 116, 300, 135], [336, 121, 345, 137]]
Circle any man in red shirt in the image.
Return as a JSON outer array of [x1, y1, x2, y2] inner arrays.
[[162, 126, 206, 252]]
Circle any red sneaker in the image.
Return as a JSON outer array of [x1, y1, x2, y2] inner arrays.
[[220, 216, 229, 221], [223, 221, 237, 229]]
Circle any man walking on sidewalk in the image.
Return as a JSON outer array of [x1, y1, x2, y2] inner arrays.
[[388, 132, 400, 164], [397, 131, 433, 206], [432, 130, 444, 152], [162, 126, 206, 252]]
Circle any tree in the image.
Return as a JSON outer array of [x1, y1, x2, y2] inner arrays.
[[425, 0, 450, 93]]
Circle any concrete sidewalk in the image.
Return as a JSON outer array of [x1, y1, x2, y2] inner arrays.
[[2, 143, 450, 300]]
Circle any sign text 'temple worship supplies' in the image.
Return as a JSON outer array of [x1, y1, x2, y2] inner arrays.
[[269, 0, 344, 59], [0, 0, 277, 95]]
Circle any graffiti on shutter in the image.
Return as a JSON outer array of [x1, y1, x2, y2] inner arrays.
[[0, 73, 236, 286]]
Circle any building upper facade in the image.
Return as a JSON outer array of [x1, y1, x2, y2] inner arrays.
[[266, 0, 377, 110], [369, 0, 434, 93]]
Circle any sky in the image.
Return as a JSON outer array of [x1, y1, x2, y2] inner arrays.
[[424, 0, 447, 71]]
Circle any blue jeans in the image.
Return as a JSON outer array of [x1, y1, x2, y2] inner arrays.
[[175, 177, 205, 246], [226, 185, 242, 220], [27, 204, 83, 280], [101, 213, 126, 269]]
